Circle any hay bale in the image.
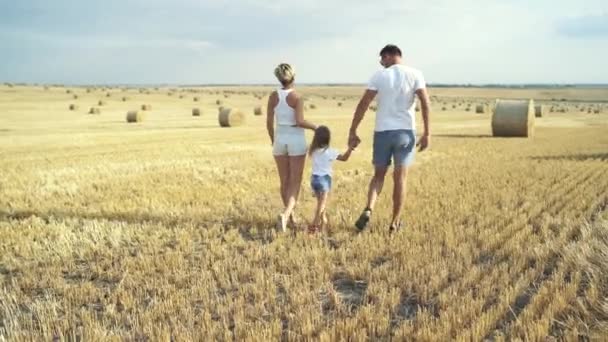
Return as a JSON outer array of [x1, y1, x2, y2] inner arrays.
[[218, 106, 224, 112], [141, 104, 152, 111], [66, 89, 72, 94], [594, 108, 601, 114], [534, 105, 548, 117], [491, 99, 534, 137], [337, 102, 342, 107], [216, 99, 222, 105], [218, 108, 245, 127], [126, 110, 145, 123], [253, 106, 263, 116], [122, 97, 128, 102], [475, 104, 488, 114], [69, 104, 78, 111], [98, 100, 106, 106], [106, 92, 111, 97], [192, 108, 201, 116], [442, 106, 447, 111], [309, 103, 317, 110], [194, 97, 199, 102], [89, 107, 100, 115]]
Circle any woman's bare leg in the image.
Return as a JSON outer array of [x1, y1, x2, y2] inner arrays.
[[274, 155, 290, 207], [280, 155, 306, 226]]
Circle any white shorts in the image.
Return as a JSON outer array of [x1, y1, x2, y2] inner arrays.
[[273, 126, 307, 156]]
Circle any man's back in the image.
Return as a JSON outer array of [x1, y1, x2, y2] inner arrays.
[[368, 64, 426, 132]]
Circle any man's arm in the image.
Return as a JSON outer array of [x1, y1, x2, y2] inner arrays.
[[348, 89, 377, 148], [336, 146, 355, 161], [415, 87, 431, 151]]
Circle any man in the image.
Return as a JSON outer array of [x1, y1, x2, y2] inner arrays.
[[348, 44, 431, 232]]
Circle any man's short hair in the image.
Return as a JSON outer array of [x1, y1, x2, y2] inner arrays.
[[379, 44, 402, 57]]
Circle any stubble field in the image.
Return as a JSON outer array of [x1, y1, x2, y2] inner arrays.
[[0, 84, 607, 341]]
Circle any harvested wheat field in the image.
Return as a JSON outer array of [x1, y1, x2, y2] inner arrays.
[[1, 84, 608, 340]]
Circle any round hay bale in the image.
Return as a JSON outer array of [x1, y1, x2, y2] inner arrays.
[[475, 104, 488, 114], [106, 93, 111, 97], [179, 95, 184, 99], [98, 100, 106, 106], [66, 89, 72, 94], [122, 97, 129, 102], [309, 103, 317, 110], [442, 106, 447, 111], [141, 104, 151, 111], [534, 105, 548, 117], [73, 94, 79, 100], [491, 99, 534, 137], [218, 106, 224, 112], [193, 97, 199, 102], [126, 110, 145, 123], [253, 106, 263, 116], [216, 99, 222, 105], [192, 108, 201, 116], [218, 108, 245, 127], [594, 108, 600, 114], [69, 104, 78, 111], [89, 107, 100, 115], [337, 102, 343, 107]]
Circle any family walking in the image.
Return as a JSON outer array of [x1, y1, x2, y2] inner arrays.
[[266, 44, 431, 233]]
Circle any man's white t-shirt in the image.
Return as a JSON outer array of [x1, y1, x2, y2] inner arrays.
[[311, 148, 340, 176], [367, 64, 426, 132]]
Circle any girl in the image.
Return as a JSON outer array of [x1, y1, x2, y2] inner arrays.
[[308, 125, 354, 233]]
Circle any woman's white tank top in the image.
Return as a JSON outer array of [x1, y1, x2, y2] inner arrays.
[[274, 88, 296, 126]]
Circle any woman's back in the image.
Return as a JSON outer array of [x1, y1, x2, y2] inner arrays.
[[274, 88, 296, 126]]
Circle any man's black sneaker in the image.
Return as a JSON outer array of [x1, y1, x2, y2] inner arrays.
[[355, 210, 372, 231]]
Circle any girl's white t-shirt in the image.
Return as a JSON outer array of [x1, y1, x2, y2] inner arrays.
[[311, 148, 340, 176]]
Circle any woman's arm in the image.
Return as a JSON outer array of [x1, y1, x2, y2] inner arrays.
[[266, 92, 276, 144], [294, 95, 317, 130], [337, 146, 355, 161]]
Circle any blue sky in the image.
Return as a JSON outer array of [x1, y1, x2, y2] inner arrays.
[[1, 0, 607, 85]]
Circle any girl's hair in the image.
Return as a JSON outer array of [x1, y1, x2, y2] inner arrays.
[[309, 125, 331, 156], [274, 63, 295, 86]]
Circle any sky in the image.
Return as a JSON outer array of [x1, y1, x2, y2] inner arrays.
[[1, 0, 607, 85]]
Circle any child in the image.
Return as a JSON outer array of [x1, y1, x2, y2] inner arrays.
[[308, 125, 354, 233]]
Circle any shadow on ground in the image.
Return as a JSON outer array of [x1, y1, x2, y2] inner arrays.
[[0, 208, 278, 243]]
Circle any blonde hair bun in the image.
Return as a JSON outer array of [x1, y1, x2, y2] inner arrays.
[[274, 63, 295, 85]]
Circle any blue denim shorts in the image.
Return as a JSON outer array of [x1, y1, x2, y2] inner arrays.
[[311, 174, 332, 194], [373, 129, 416, 167]]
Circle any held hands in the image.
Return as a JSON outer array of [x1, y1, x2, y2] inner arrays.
[[348, 132, 361, 149], [416, 134, 430, 152]]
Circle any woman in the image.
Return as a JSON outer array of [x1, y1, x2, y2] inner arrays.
[[266, 63, 317, 232]]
